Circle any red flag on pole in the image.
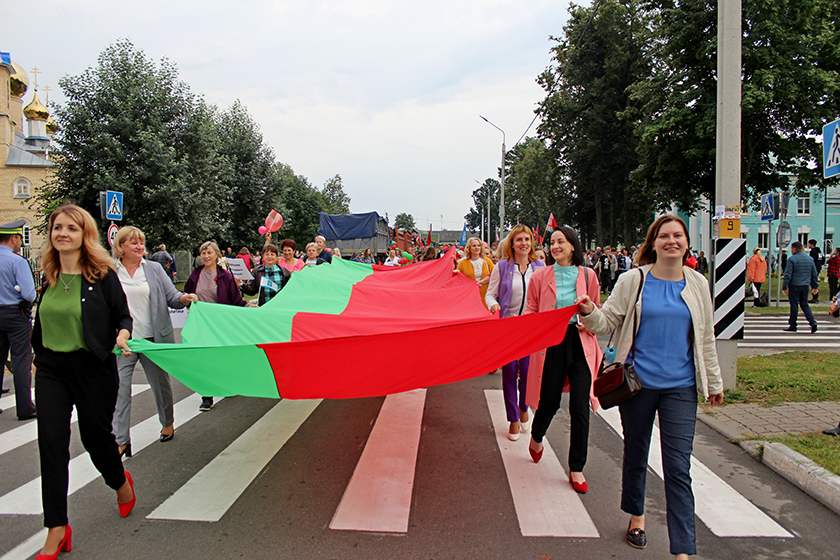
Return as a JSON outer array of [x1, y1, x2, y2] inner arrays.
[[546, 213, 559, 232], [427, 225, 432, 245]]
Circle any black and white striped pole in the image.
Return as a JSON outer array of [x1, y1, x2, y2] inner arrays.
[[714, 238, 746, 341]]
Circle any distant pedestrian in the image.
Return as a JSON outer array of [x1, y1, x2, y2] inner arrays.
[[826, 248, 840, 301], [148, 244, 176, 283], [808, 240, 823, 303], [747, 248, 766, 306], [696, 251, 708, 275], [782, 241, 819, 333]]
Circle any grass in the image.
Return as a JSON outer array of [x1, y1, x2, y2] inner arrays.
[[724, 352, 840, 406], [769, 433, 840, 477]]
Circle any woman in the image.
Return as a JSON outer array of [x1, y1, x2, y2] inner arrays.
[[523, 227, 601, 493], [456, 236, 494, 308], [112, 227, 198, 457], [333, 248, 342, 260], [420, 247, 438, 262], [303, 242, 326, 267], [236, 247, 252, 270], [383, 249, 400, 266], [534, 248, 547, 262], [184, 241, 248, 412], [243, 244, 291, 306], [278, 239, 304, 271], [577, 216, 724, 559], [361, 248, 376, 264], [485, 225, 545, 440], [32, 204, 136, 560], [747, 247, 766, 306]]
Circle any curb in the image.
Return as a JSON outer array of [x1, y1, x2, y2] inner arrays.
[[697, 412, 840, 516]]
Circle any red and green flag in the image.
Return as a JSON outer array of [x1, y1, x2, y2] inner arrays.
[[129, 249, 576, 400]]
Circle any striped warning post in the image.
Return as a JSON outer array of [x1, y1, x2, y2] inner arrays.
[[713, 238, 746, 339]]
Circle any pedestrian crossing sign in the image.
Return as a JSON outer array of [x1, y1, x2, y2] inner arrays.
[[824, 118, 840, 179], [106, 190, 123, 221], [760, 194, 775, 221]]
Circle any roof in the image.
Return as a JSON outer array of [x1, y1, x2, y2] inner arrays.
[[5, 143, 54, 167]]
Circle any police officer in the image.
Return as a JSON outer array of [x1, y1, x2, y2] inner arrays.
[[0, 220, 37, 419]]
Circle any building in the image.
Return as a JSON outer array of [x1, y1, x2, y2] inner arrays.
[[0, 52, 56, 261]]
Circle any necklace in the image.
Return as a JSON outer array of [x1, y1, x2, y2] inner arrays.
[[59, 273, 79, 292]]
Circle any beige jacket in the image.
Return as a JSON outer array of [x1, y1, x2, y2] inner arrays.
[[580, 264, 723, 399]]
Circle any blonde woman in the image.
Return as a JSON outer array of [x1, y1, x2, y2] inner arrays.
[[456, 236, 494, 308], [746, 247, 766, 306], [32, 205, 135, 559], [485, 225, 545, 440]]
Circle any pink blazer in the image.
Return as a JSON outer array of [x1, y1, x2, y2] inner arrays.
[[523, 265, 603, 412]]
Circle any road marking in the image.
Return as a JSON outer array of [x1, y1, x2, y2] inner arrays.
[[0, 528, 47, 560], [0, 388, 35, 415], [597, 406, 792, 538], [0, 391, 207, 515], [330, 389, 426, 533], [485, 390, 599, 538], [148, 398, 321, 522], [0, 385, 150, 456]]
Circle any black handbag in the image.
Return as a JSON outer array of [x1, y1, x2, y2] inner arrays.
[[593, 269, 644, 409]]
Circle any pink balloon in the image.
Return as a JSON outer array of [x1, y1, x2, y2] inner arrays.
[[258, 226, 267, 235]]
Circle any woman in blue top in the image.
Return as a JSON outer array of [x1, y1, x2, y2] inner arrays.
[[577, 216, 724, 560]]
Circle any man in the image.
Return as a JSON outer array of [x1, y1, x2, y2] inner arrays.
[[148, 244, 175, 283], [696, 251, 708, 275], [781, 241, 819, 333], [0, 220, 37, 419], [780, 249, 787, 273], [826, 248, 840, 301], [596, 246, 615, 294], [808, 240, 823, 302], [314, 235, 332, 263]]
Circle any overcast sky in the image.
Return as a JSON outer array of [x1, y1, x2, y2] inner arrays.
[[4, 0, 579, 231]]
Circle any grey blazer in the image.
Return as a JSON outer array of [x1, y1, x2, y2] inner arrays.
[[120, 259, 187, 343]]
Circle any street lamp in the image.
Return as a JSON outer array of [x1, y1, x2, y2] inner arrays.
[[480, 115, 505, 241]]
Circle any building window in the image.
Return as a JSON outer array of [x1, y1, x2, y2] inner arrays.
[[13, 178, 31, 199], [798, 233, 809, 246], [826, 234, 834, 253], [758, 232, 769, 249], [22, 225, 30, 246], [797, 195, 811, 216]]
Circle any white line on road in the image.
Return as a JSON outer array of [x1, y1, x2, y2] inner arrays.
[[596, 406, 792, 538], [485, 390, 599, 538], [147, 398, 321, 522], [330, 389, 426, 533]]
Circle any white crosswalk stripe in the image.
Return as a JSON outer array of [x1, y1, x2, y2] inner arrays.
[[740, 314, 840, 350]]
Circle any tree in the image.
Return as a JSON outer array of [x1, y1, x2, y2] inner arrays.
[[393, 213, 416, 230], [505, 137, 567, 232], [272, 163, 327, 246], [321, 174, 351, 214], [39, 40, 228, 249]]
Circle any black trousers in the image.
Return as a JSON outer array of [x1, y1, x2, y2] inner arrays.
[[0, 305, 35, 417], [34, 348, 126, 527], [531, 327, 592, 472]]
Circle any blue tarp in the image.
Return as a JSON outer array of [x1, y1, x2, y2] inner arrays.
[[318, 212, 382, 240]]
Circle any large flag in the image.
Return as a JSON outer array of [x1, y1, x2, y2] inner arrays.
[[128, 250, 577, 400], [546, 213, 559, 232]]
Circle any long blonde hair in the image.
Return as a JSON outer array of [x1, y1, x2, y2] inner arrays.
[[753, 247, 765, 262], [42, 204, 115, 285], [502, 225, 537, 263]]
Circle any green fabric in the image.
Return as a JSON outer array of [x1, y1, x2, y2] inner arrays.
[[40, 275, 88, 352]]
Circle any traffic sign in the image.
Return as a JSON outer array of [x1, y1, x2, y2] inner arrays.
[[777, 221, 792, 249], [105, 190, 123, 221], [108, 224, 119, 247], [823, 117, 840, 179], [760, 194, 775, 221]]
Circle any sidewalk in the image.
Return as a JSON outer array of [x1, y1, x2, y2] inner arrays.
[[698, 402, 840, 517]]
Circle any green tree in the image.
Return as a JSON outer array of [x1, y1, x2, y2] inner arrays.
[[464, 178, 513, 242], [272, 164, 326, 246], [505, 137, 567, 232], [40, 40, 227, 249], [320, 174, 351, 214], [393, 212, 416, 230]]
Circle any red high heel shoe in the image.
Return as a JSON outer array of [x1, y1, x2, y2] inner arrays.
[[118, 471, 136, 518], [528, 442, 543, 463], [34, 525, 72, 560], [569, 473, 588, 494]]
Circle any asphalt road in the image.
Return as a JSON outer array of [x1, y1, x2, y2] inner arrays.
[[2, 367, 840, 560]]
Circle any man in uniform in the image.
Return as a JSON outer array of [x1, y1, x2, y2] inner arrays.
[[0, 220, 37, 419]]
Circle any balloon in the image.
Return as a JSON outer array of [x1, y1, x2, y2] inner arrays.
[[406, 254, 415, 261], [401, 251, 411, 259], [258, 226, 267, 235], [264, 209, 283, 232], [398, 258, 408, 265]]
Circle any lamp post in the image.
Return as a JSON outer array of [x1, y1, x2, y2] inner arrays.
[[480, 115, 506, 241]]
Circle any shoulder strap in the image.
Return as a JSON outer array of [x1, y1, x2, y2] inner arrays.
[[628, 268, 645, 362]]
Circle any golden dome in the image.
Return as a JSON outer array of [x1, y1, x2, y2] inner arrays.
[[46, 116, 59, 134], [9, 61, 29, 98], [24, 90, 49, 120]]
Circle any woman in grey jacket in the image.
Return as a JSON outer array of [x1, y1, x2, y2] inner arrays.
[[112, 227, 197, 457], [577, 216, 723, 560]]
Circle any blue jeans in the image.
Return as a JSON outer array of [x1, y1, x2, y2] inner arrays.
[[619, 386, 698, 556], [787, 285, 816, 329]]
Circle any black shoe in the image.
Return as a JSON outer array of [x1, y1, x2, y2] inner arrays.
[[160, 430, 175, 443], [810, 299, 819, 304], [17, 412, 36, 421], [0, 387, 9, 394], [782, 327, 797, 332], [811, 324, 818, 333], [199, 397, 214, 412], [627, 526, 647, 549], [119, 442, 132, 458], [822, 427, 840, 436]]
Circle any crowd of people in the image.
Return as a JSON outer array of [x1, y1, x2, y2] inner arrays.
[[1, 205, 838, 560]]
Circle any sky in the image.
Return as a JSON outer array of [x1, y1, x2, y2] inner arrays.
[[3, 0, 579, 232]]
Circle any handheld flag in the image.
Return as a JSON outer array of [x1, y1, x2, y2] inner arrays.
[[260, 276, 280, 292], [459, 223, 467, 247], [546, 213, 559, 232], [427, 225, 432, 245]]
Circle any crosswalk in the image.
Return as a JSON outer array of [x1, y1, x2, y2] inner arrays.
[[740, 313, 840, 351], [0, 382, 801, 559]]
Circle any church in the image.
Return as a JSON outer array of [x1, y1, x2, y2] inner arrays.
[[0, 52, 57, 263]]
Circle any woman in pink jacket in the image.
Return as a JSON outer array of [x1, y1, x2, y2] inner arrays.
[[524, 226, 602, 493]]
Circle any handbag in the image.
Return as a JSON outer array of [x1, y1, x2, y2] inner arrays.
[[593, 269, 644, 409]]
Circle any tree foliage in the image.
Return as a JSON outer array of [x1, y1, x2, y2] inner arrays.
[[393, 212, 416, 230], [504, 137, 567, 233], [320, 174, 352, 214]]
